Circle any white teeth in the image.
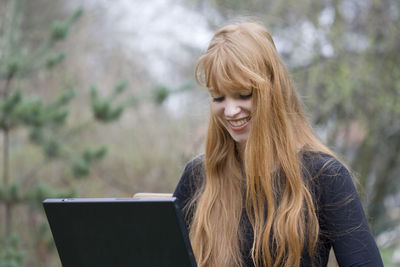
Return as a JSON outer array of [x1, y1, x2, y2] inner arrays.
[[229, 117, 249, 127]]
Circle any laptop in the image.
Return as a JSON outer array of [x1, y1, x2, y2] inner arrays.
[[43, 197, 197, 267]]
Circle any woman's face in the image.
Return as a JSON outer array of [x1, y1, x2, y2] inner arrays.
[[209, 88, 253, 146]]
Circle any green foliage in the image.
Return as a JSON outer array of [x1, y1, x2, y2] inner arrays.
[[380, 246, 399, 267], [50, 21, 69, 41], [0, 88, 75, 131], [71, 158, 90, 177], [0, 2, 133, 266], [114, 80, 128, 95], [28, 127, 45, 144], [0, 90, 22, 129], [83, 147, 108, 162], [0, 0, 196, 265], [0, 182, 77, 206], [151, 82, 195, 104], [90, 85, 125, 122], [6, 57, 22, 78], [26, 183, 77, 203], [153, 86, 170, 104], [72, 147, 107, 178], [50, 8, 83, 42], [43, 139, 61, 158], [45, 52, 66, 69], [0, 233, 25, 267], [0, 184, 22, 203]]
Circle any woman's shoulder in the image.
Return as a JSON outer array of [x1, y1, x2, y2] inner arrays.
[[301, 150, 349, 181], [173, 154, 205, 203], [184, 154, 205, 172], [180, 154, 205, 184], [301, 151, 357, 202]]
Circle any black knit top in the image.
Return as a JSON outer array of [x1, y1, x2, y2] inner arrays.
[[173, 152, 384, 266]]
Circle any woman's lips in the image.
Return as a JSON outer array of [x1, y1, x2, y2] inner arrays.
[[227, 117, 250, 131]]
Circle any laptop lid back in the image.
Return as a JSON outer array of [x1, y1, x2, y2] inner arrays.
[[43, 197, 196, 267]]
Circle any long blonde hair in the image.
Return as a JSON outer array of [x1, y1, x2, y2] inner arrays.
[[190, 22, 334, 267]]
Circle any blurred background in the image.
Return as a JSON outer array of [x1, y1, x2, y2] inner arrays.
[[0, 0, 399, 266]]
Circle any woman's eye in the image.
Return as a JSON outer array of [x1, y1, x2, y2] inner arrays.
[[239, 93, 252, 99], [212, 96, 225, 102]]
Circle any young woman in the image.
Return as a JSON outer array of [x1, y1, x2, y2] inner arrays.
[[173, 22, 383, 267]]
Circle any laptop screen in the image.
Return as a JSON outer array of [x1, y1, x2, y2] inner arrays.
[[43, 197, 197, 267]]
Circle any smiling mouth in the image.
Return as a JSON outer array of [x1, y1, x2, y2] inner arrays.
[[228, 117, 251, 128]]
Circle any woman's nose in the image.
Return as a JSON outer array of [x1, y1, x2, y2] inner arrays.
[[224, 98, 241, 117]]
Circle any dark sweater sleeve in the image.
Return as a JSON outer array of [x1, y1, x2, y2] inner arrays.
[[316, 157, 383, 266]]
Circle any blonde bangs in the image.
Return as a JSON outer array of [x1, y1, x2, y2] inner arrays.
[[196, 33, 268, 96]]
